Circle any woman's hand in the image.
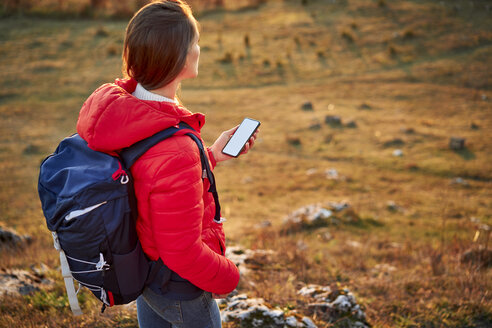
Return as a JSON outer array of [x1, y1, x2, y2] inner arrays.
[[209, 125, 259, 163]]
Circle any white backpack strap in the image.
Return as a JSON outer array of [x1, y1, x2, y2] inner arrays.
[[53, 232, 83, 316]]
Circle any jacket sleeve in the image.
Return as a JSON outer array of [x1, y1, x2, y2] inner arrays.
[[206, 147, 217, 169], [148, 141, 239, 294]]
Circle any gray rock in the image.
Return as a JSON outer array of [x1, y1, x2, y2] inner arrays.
[[328, 201, 351, 212], [386, 201, 403, 212], [30, 263, 49, 279], [392, 149, 404, 157], [302, 317, 318, 328], [383, 138, 405, 148], [225, 246, 275, 276], [325, 115, 342, 127], [0, 226, 32, 250], [23, 144, 43, 155], [451, 177, 469, 186], [325, 168, 339, 180], [400, 127, 415, 134], [332, 294, 352, 312], [0, 268, 52, 296], [301, 102, 314, 111], [309, 122, 322, 130], [461, 247, 492, 268], [345, 120, 357, 128], [299, 283, 369, 327], [449, 136, 466, 150], [255, 220, 272, 228], [221, 294, 318, 327]]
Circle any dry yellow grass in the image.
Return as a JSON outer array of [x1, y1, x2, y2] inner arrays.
[[0, 0, 491, 327]]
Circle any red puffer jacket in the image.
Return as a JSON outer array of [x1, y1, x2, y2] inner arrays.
[[76, 78, 240, 295]]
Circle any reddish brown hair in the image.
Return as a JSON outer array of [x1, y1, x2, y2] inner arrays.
[[123, 0, 198, 90]]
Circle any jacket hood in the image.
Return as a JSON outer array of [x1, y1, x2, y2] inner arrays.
[[76, 78, 205, 153]]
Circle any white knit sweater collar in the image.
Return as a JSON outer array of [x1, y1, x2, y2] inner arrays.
[[132, 83, 177, 104]]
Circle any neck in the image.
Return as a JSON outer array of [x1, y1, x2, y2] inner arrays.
[[150, 79, 180, 100]]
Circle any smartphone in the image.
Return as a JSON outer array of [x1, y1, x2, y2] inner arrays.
[[222, 118, 261, 157]]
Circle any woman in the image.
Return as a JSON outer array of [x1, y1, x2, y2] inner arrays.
[[76, 1, 258, 327]]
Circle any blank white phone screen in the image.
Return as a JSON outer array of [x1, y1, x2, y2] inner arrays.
[[222, 119, 260, 157]]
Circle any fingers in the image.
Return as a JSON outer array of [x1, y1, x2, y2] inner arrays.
[[225, 125, 239, 137], [240, 129, 259, 155], [212, 126, 260, 162]]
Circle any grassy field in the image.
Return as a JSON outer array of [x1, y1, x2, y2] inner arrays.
[[0, 0, 491, 327]]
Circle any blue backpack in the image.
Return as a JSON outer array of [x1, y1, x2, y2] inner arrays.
[[38, 123, 221, 315]]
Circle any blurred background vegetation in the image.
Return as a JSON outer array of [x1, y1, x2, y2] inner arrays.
[[1, 0, 268, 17], [0, 0, 491, 327]]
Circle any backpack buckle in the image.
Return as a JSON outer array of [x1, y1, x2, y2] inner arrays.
[[52, 231, 61, 251]]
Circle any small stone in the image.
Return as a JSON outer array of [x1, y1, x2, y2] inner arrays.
[[302, 317, 318, 328], [324, 134, 333, 144], [470, 122, 480, 130], [325, 168, 339, 179], [332, 294, 352, 312], [306, 168, 318, 176], [23, 144, 42, 155], [345, 120, 357, 128], [299, 283, 368, 326], [256, 220, 272, 228], [451, 177, 469, 186], [30, 263, 49, 278], [388, 242, 403, 249], [358, 103, 372, 110], [479, 224, 490, 232], [449, 136, 466, 150], [371, 263, 397, 277], [0, 226, 31, 250], [392, 149, 403, 157], [482, 94, 487, 101], [387, 200, 402, 212], [286, 136, 302, 146], [0, 269, 50, 297], [309, 121, 322, 130], [470, 217, 481, 224], [242, 176, 253, 184], [383, 138, 405, 147], [400, 127, 415, 134], [95, 26, 109, 37], [301, 102, 314, 111], [325, 115, 342, 126], [346, 240, 362, 248], [461, 248, 492, 268], [313, 209, 333, 221], [297, 240, 309, 251], [225, 247, 275, 276], [318, 231, 333, 242], [328, 201, 350, 212], [220, 294, 288, 326], [285, 316, 299, 327]]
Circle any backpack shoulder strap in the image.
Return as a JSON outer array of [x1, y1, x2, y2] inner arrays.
[[119, 122, 193, 168], [184, 132, 222, 223], [120, 122, 223, 223]]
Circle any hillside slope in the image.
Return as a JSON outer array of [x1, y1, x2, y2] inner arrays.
[[0, 0, 490, 327]]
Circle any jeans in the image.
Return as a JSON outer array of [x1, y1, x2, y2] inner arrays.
[[136, 287, 222, 328]]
